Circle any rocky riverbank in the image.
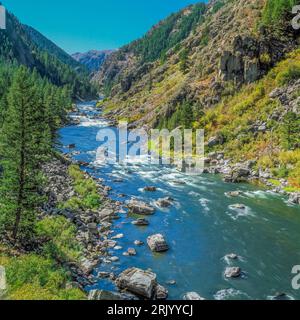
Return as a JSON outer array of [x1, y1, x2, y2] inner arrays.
[[40, 156, 170, 300], [203, 152, 300, 206]]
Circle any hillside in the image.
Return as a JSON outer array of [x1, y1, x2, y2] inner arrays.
[[0, 11, 95, 99], [23, 25, 86, 72], [95, 0, 300, 192], [72, 50, 114, 72]]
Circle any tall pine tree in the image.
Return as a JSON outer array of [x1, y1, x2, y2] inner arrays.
[[0, 66, 49, 240]]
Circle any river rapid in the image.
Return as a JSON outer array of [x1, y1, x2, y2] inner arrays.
[[59, 101, 300, 300]]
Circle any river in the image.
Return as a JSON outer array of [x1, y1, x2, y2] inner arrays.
[[59, 101, 300, 300]]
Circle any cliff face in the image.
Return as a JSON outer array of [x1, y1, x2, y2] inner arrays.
[[94, 0, 298, 128]]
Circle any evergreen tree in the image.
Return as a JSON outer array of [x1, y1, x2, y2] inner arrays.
[[0, 67, 48, 240]]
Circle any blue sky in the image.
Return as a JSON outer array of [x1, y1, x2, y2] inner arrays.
[[4, 0, 204, 54]]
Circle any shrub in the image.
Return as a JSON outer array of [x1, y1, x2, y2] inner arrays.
[[36, 216, 82, 262], [0, 252, 86, 300], [62, 165, 101, 211], [276, 64, 300, 86]]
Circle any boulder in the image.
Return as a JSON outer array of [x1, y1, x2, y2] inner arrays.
[[111, 233, 124, 240], [147, 234, 169, 252], [156, 197, 174, 208], [88, 290, 122, 300], [134, 240, 144, 246], [183, 292, 205, 300], [127, 200, 155, 215], [224, 267, 241, 278], [116, 268, 157, 299], [132, 218, 150, 226], [289, 193, 300, 205], [79, 258, 98, 274], [127, 248, 137, 256], [99, 208, 115, 220], [225, 191, 242, 197], [155, 284, 168, 300], [144, 186, 157, 192]]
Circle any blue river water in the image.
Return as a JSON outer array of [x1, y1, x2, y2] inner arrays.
[[59, 102, 300, 300]]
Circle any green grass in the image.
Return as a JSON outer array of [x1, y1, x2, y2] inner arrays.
[[0, 252, 85, 300], [36, 216, 83, 263], [61, 165, 101, 211]]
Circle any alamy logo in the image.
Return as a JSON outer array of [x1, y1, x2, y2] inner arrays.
[[95, 122, 204, 175], [0, 266, 6, 291], [292, 5, 300, 30], [292, 265, 300, 290], [0, 5, 6, 30]]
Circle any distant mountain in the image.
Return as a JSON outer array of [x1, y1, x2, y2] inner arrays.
[[72, 50, 114, 72], [0, 11, 95, 98]]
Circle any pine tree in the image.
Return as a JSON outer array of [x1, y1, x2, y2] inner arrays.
[[0, 66, 47, 240]]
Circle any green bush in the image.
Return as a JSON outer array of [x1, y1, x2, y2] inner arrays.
[[36, 216, 82, 262], [261, 0, 297, 26], [276, 64, 300, 86], [61, 165, 101, 211], [0, 253, 86, 300]]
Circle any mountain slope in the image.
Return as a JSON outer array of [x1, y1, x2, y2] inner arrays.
[[72, 50, 113, 72], [23, 25, 85, 72], [95, 0, 298, 126], [95, 0, 300, 192], [0, 11, 95, 98]]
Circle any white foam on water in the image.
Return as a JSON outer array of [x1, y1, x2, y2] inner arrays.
[[214, 288, 250, 300], [79, 118, 108, 127], [199, 198, 211, 212], [243, 190, 270, 199], [227, 205, 255, 220]]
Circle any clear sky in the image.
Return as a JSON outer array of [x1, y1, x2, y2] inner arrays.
[[3, 0, 205, 54]]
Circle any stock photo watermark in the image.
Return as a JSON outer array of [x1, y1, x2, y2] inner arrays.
[[0, 266, 6, 292], [0, 4, 6, 30], [292, 5, 300, 30], [95, 121, 204, 175], [292, 265, 300, 290]]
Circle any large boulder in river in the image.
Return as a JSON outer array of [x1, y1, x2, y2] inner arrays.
[[127, 199, 155, 215], [289, 193, 300, 205], [224, 267, 241, 278], [147, 234, 169, 252], [116, 268, 157, 299]]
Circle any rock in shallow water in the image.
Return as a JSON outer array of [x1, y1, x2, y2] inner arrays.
[[132, 218, 149, 226], [127, 199, 155, 215], [116, 267, 157, 299], [156, 197, 174, 208], [147, 234, 169, 252], [144, 186, 157, 192], [155, 284, 168, 300], [224, 267, 241, 278], [289, 193, 300, 205]]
